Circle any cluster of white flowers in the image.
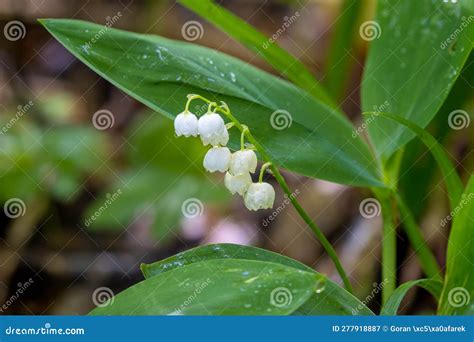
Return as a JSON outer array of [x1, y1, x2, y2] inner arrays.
[[174, 107, 275, 211]]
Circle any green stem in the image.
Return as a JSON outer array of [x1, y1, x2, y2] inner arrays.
[[187, 95, 353, 293], [207, 102, 214, 112], [240, 125, 248, 150], [271, 167, 353, 293], [395, 193, 442, 280], [184, 94, 195, 112], [375, 190, 397, 304]]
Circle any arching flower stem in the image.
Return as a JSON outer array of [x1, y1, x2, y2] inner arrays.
[[259, 162, 272, 183], [240, 125, 249, 150]]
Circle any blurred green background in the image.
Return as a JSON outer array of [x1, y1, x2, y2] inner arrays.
[[0, 0, 472, 315]]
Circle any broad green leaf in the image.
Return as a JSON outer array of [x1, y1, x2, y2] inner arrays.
[[40, 19, 383, 188], [141, 243, 311, 277], [362, 0, 473, 159], [91, 259, 318, 315], [439, 176, 474, 315], [141, 243, 374, 315], [370, 113, 463, 210], [381, 279, 443, 315], [178, 0, 336, 108], [399, 53, 474, 219], [325, 0, 363, 100]]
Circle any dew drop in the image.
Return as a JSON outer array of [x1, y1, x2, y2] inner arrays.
[[81, 44, 91, 55], [314, 277, 327, 294], [315, 286, 326, 294]]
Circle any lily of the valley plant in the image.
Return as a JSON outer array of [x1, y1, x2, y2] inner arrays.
[[175, 95, 275, 211], [40, 0, 473, 316]]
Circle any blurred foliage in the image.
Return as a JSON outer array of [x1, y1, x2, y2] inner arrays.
[[0, 104, 108, 202], [83, 112, 230, 239], [0, 96, 229, 240]]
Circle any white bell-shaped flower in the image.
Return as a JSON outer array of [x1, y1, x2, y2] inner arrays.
[[229, 150, 257, 175], [244, 182, 275, 211], [203, 147, 231, 173], [174, 111, 198, 137], [224, 172, 252, 195], [198, 112, 228, 146]]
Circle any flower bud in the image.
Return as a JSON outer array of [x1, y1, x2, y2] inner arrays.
[[224, 172, 252, 195], [244, 182, 275, 211], [203, 147, 231, 173], [174, 111, 198, 137], [198, 112, 229, 146], [229, 150, 257, 175]]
